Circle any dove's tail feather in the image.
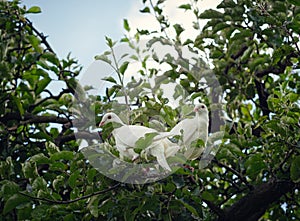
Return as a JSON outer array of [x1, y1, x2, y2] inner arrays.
[[156, 156, 171, 171], [149, 144, 172, 171]]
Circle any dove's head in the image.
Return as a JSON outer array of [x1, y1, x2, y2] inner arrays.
[[99, 112, 124, 127], [193, 103, 208, 116]]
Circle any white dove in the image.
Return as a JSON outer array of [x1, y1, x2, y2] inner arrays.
[[99, 112, 179, 171], [169, 103, 209, 160]]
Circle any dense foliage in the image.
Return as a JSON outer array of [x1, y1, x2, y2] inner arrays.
[[1, 0, 300, 220]]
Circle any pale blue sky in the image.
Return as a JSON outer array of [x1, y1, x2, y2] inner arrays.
[[22, 0, 137, 68]]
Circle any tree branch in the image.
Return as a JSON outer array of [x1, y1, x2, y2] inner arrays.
[[254, 79, 270, 116], [22, 115, 70, 125], [212, 159, 253, 190], [203, 199, 225, 218], [28, 88, 72, 112], [19, 183, 120, 205], [25, 18, 56, 54], [218, 180, 295, 221], [54, 131, 102, 146]]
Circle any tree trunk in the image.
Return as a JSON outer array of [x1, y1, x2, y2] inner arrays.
[[218, 180, 295, 221]]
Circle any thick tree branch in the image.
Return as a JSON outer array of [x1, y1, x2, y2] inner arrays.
[[203, 199, 225, 218], [255, 51, 297, 78], [254, 79, 270, 116], [218, 180, 295, 221], [22, 115, 70, 125], [54, 131, 102, 146]]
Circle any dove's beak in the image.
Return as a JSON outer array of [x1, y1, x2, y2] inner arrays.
[[193, 107, 198, 112], [99, 121, 105, 127]]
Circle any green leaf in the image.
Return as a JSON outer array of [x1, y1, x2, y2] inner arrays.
[[42, 52, 60, 66], [32, 177, 48, 191], [27, 35, 42, 53], [64, 214, 76, 221], [105, 36, 116, 48], [68, 170, 81, 189], [211, 49, 223, 59], [291, 156, 300, 183], [173, 24, 184, 36], [27, 6, 41, 14], [52, 175, 65, 191], [119, 61, 130, 75], [12, 96, 24, 115], [36, 76, 51, 95], [31, 131, 52, 140], [178, 4, 191, 10], [1, 181, 20, 199], [87, 168, 97, 184], [123, 19, 130, 32], [244, 154, 266, 179], [135, 132, 159, 153], [3, 194, 29, 214], [157, 0, 165, 4], [287, 92, 299, 103], [178, 199, 200, 217], [94, 54, 112, 64], [212, 23, 231, 33], [102, 76, 117, 84], [217, 0, 236, 8], [87, 196, 100, 218], [201, 190, 216, 201], [164, 182, 176, 192], [31, 204, 48, 218], [245, 83, 255, 99], [140, 7, 150, 13], [199, 9, 224, 19], [22, 161, 38, 179], [288, 0, 300, 6], [50, 151, 74, 161]]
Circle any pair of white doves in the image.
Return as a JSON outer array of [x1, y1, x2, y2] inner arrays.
[[99, 103, 209, 171]]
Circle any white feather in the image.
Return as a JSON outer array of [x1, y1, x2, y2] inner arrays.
[[169, 103, 209, 160], [99, 112, 178, 170]]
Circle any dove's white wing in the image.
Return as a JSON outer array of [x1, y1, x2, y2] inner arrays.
[[169, 118, 198, 146], [168, 106, 209, 160], [114, 125, 157, 147], [184, 114, 208, 160]]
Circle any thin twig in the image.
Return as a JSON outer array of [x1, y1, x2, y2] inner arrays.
[[212, 159, 253, 190], [19, 183, 120, 205]]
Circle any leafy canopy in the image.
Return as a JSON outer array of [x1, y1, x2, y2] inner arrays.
[[0, 0, 300, 220]]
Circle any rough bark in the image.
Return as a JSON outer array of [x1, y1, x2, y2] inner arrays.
[[218, 180, 295, 221]]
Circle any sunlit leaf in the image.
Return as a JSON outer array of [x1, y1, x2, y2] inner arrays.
[[36, 76, 51, 95], [27, 6, 41, 14], [178, 4, 191, 10], [50, 151, 74, 161], [102, 76, 117, 84], [199, 9, 223, 19], [119, 61, 130, 75], [123, 19, 130, 32], [140, 7, 150, 13]]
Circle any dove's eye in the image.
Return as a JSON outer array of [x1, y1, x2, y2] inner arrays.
[[201, 105, 205, 109], [107, 115, 112, 119]]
